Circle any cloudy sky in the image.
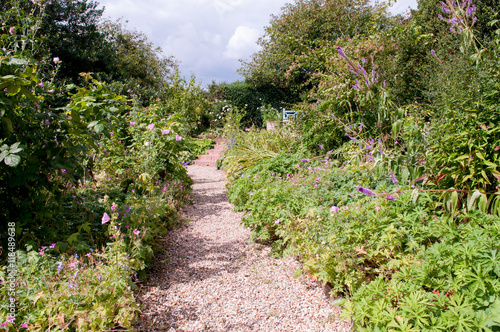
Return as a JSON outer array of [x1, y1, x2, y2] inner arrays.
[[98, 0, 417, 86]]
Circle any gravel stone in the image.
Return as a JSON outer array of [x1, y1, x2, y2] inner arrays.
[[135, 165, 353, 331]]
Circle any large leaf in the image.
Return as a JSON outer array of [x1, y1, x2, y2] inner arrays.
[[4, 154, 21, 167]]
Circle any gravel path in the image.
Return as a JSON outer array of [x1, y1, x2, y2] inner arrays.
[[135, 165, 352, 331]]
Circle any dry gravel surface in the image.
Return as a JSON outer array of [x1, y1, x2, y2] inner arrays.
[[135, 165, 353, 332]]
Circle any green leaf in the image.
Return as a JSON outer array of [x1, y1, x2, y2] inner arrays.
[[2, 117, 14, 133], [483, 160, 498, 168], [456, 154, 470, 161], [467, 190, 482, 211], [6, 84, 21, 95], [0, 150, 8, 162], [9, 142, 22, 154], [478, 194, 488, 213], [94, 123, 105, 134], [411, 188, 419, 205], [7, 58, 28, 66], [4, 154, 21, 167], [483, 298, 500, 328]]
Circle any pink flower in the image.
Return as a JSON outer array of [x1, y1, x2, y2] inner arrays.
[[9, 27, 15, 34], [110, 132, 114, 136], [144, 141, 151, 147], [21, 322, 28, 328], [101, 212, 110, 224], [48, 89, 55, 93], [111, 204, 117, 211], [147, 123, 155, 130], [85, 253, 91, 257], [69, 262, 76, 268], [45, 120, 50, 126], [38, 82, 44, 87], [133, 229, 140, 235], [61, 169, 67, 174], [375, 206, 381, 211], [53, 57, 60, 63], [50, 243, 56, 248], [275, 219, 280, 224], [330, 206, 339, 213], [175, 135, 182, 141], [129, 122, 135, 127], [161, 129, 170, 134]]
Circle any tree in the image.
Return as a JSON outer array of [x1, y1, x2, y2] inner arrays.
[[38, 0, 107, 83], [239, 0, 392, 95], [99, 19, 177, 104]]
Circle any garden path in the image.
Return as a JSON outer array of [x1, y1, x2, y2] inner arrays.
[[135, 165, 352, 331]]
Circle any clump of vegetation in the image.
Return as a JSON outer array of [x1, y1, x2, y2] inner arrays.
[[220, 0, 500, 330]]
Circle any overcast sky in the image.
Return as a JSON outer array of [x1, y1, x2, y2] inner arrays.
[[98, 0, 418, 86]]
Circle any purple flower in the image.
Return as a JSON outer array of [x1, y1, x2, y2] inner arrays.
[[44, 120, 50, 126], [9, 27, 15, 35], [431, 49, 436, 56], [390, 171, 399, 184], [356, 186, 377, 197], [301, 159, 309, 162], [318, 143, 324, 150], [467, 4, 476, 17], [337, 46, 346, 58], [361, 57, 367, 64], [386, 195, 396, 201]]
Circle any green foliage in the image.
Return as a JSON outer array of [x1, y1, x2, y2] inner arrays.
[[100, 19, 178, 104], [260, 104, 281, 123], [207, 81, 300, 128], [221, 127, 302, 183], [344, 210, 500, 331], [0, 3, 205, 330], [239, 0, 392, 95], [39, 0, 106, 85]]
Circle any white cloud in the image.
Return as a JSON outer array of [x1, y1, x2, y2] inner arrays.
[[223, 26, 260, 60]]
